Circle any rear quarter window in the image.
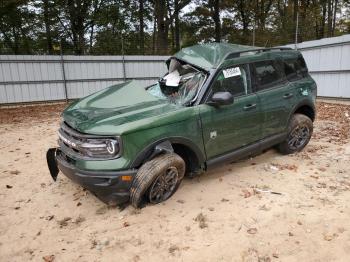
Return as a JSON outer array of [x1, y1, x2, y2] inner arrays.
[[253, 60, 284, 91], [283, 55, 308, 81]]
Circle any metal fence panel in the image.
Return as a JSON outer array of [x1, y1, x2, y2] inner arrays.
[[1, 35, 350, 104], [0, 55, 168, 104]]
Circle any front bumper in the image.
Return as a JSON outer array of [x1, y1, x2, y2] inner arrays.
[[47, 148, 137, 205]]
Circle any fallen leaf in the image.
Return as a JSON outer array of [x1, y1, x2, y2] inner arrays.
[[169, 244, 180, 254], [323, 233, 338, 241], [57, 217, 71, 227], [42, 255, 55, 262], [74, 215, 85, 225], [95, 206, 108, 215], [323, 234, 333, 241], [46, 215, 54, 221], [194, 213, 208, 229], [258, 256, 271, 262], [242, 189, 252, 198], [247, 228, 257, 234], [259, 204, 271, 211]]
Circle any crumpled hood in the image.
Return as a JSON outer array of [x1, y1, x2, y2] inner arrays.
[[63, 81, 184, 135]]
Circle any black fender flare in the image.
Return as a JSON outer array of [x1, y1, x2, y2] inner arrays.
[[287, 98, 316, 125], [130, 137, 205, 168]]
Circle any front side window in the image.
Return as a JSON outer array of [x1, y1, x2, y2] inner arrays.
[[254, 60, 283, 90], [147, 59, 206, 106], [211, 64, 251, 97]]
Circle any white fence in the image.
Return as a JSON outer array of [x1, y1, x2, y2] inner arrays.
[[286, 34, 350, 99], [1, 35, 350, 104], [0, 55, 168, 104]]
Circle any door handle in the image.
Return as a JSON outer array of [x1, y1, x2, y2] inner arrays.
[[243, 103, 257, 111], [283, 93, 294, 99]]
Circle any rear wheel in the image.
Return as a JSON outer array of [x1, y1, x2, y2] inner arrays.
[[130, 153, 185, 208], [278, 113, 313, 154]]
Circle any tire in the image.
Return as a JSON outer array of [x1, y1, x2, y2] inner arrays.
[[278, 113, 313, 155], [130, 153, 185, 208]]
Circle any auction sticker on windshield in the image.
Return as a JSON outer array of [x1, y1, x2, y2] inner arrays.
[[223, 67, 241, 78]]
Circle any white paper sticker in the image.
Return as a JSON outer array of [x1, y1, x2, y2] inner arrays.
[[223, 67, 241, 78]]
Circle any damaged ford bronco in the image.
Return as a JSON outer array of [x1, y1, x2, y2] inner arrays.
[[47, 43, 317, 207]]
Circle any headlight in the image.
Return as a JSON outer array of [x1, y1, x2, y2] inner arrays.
[[80, 138, 121, 159], [58, 122, 122, 160]]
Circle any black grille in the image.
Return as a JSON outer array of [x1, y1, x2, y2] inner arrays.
[[58, 122, 87, 158]]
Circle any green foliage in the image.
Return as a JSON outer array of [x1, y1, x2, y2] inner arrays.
[[0, 0, 349, 55]]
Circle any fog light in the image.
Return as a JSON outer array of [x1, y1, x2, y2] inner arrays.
[[121, 175, 132, 181]]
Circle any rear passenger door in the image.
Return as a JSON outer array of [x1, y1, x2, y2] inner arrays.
[[252, 59, 293, 139]]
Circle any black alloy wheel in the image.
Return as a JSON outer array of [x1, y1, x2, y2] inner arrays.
[[148, 166, 179, 204]]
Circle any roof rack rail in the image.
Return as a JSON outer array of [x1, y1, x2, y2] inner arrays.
[[223, 47, 293, 61]]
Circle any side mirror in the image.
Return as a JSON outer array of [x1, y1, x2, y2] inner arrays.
[[209, 91, 233, 106]]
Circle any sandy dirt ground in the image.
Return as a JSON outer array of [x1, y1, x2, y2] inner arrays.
[[0, 101, 350, 262]]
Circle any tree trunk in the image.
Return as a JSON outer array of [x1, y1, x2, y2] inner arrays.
[[12, 26, 19, 54], [170, 19, 175, 50], [66, 0, 90, 55], [213, 0, 220, 42], [319, 0, 327, 38], [327, 0, 333, 37], [155, 0, 168, 54], [139, 0, 145, 54], [332, 0, 338, 36], [89, 24, 94, 50], [293, 0, 299, 42], [238, 0, 249, 40], [174, 0, 180, 51], [43, 0, 53, 54]]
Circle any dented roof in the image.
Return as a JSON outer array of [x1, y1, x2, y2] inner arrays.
[[173, 43, 260, 71]]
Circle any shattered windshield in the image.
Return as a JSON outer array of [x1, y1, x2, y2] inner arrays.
[[147, 59, 206, 106]]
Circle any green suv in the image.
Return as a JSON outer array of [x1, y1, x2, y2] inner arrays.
[[46, 43, 317, 207]]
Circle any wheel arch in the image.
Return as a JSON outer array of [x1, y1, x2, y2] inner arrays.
[[289, 99, 316, 123], [130, 137, 205, 174]]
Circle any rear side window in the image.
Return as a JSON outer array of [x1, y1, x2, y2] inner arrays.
[[283, 55, 308, 81], [253, 60, 283, 91]]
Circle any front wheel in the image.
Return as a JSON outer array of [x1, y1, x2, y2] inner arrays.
[[130, 153, 185, 208], [278, 113, 313, 154]]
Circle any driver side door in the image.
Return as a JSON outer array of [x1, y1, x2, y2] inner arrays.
[[199, 64, 262, 160]]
